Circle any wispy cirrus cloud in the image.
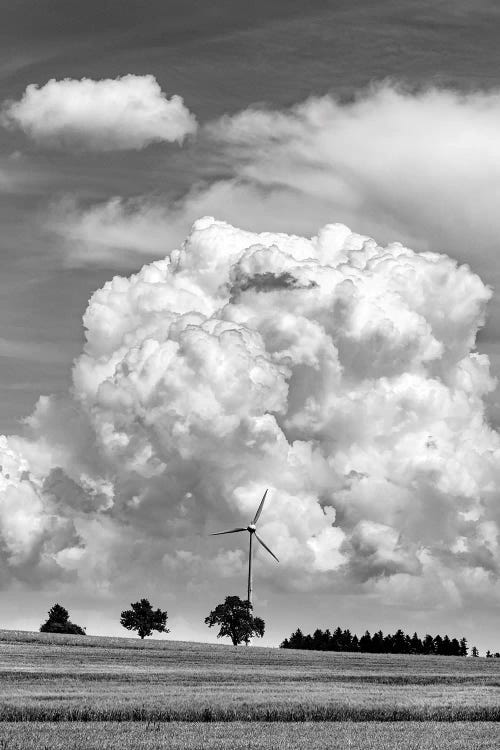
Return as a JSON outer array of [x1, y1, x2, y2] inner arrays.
[[45, 197, 179, 267], [1, 75, 197, 151]]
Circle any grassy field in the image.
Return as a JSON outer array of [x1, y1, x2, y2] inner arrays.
[[0, 721, 498, 750], [0, 629, 499, 723]]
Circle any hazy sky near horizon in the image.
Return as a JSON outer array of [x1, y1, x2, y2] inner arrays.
[[1, 0, 500, 650]]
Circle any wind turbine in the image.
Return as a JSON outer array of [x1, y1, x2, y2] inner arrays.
[[211, 489, 279, 606]]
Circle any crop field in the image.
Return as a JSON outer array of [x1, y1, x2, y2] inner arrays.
[[0, 721, 498, 750], [0, 630, 498, 748]]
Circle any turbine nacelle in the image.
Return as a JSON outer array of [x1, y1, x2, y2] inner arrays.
[[210, 488, 279, 607]]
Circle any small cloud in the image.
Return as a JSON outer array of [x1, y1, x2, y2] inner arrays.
[[2, 75, 197, 151]]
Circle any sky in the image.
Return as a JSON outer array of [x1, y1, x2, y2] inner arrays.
[[1, 0, 500, 652]]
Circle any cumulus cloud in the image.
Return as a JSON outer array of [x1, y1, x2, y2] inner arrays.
[[0, 436, 81, 581], [1, 217, 499, 614], [2, 75, 197, 151]]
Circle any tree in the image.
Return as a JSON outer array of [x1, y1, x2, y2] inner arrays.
[[323, 628, 332, 649], [371, 630, 385, 653], [471, 646, 479, 657], [442, 635, 452, 656], [410, 632, 423, 655], [422, 634, 434, 655], [341, 628, 353, 651], [331, 626, 344, 651], [393, 629, 408, 654], [120, 598, 169, 639], [359, 630, 372, 653], [40, 603, 86, 635], [312, 628, 327, 650], [282, 628, 305, 649], [433, 634, 443, 655], [204, 595, 265, 646]]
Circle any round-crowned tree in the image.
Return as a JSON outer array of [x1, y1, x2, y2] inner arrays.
[[120, 598, 169, 639], [204, 595, 265, 645]]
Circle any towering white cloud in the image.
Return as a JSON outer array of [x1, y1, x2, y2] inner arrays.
[[2, 75, 197, 151], [1, 218, 498, 610]]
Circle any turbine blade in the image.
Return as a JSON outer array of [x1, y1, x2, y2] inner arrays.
[[255, 532, 279, 562], [253, 489, 269, 524], [210, 527, 246, 536]]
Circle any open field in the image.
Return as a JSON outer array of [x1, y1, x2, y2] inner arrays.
[[0, 630, 499, 723], [0, 721, 498, 750]]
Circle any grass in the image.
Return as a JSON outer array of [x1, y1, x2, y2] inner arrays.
[[0, 722, 498, 749], [0, 629, 499, 723]]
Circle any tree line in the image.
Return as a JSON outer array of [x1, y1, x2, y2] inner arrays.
[[280, 626, 491, 657], [38, 603, 498, 655]]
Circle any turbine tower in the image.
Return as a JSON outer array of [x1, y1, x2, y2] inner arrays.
[[211, 489, 279, 605]]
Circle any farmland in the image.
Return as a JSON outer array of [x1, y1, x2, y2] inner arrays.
[[0, 630, 498, 747], [0, 722, 498, 750]]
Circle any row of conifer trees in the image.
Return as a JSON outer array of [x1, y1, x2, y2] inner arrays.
[[280, 627, 476, 656]]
